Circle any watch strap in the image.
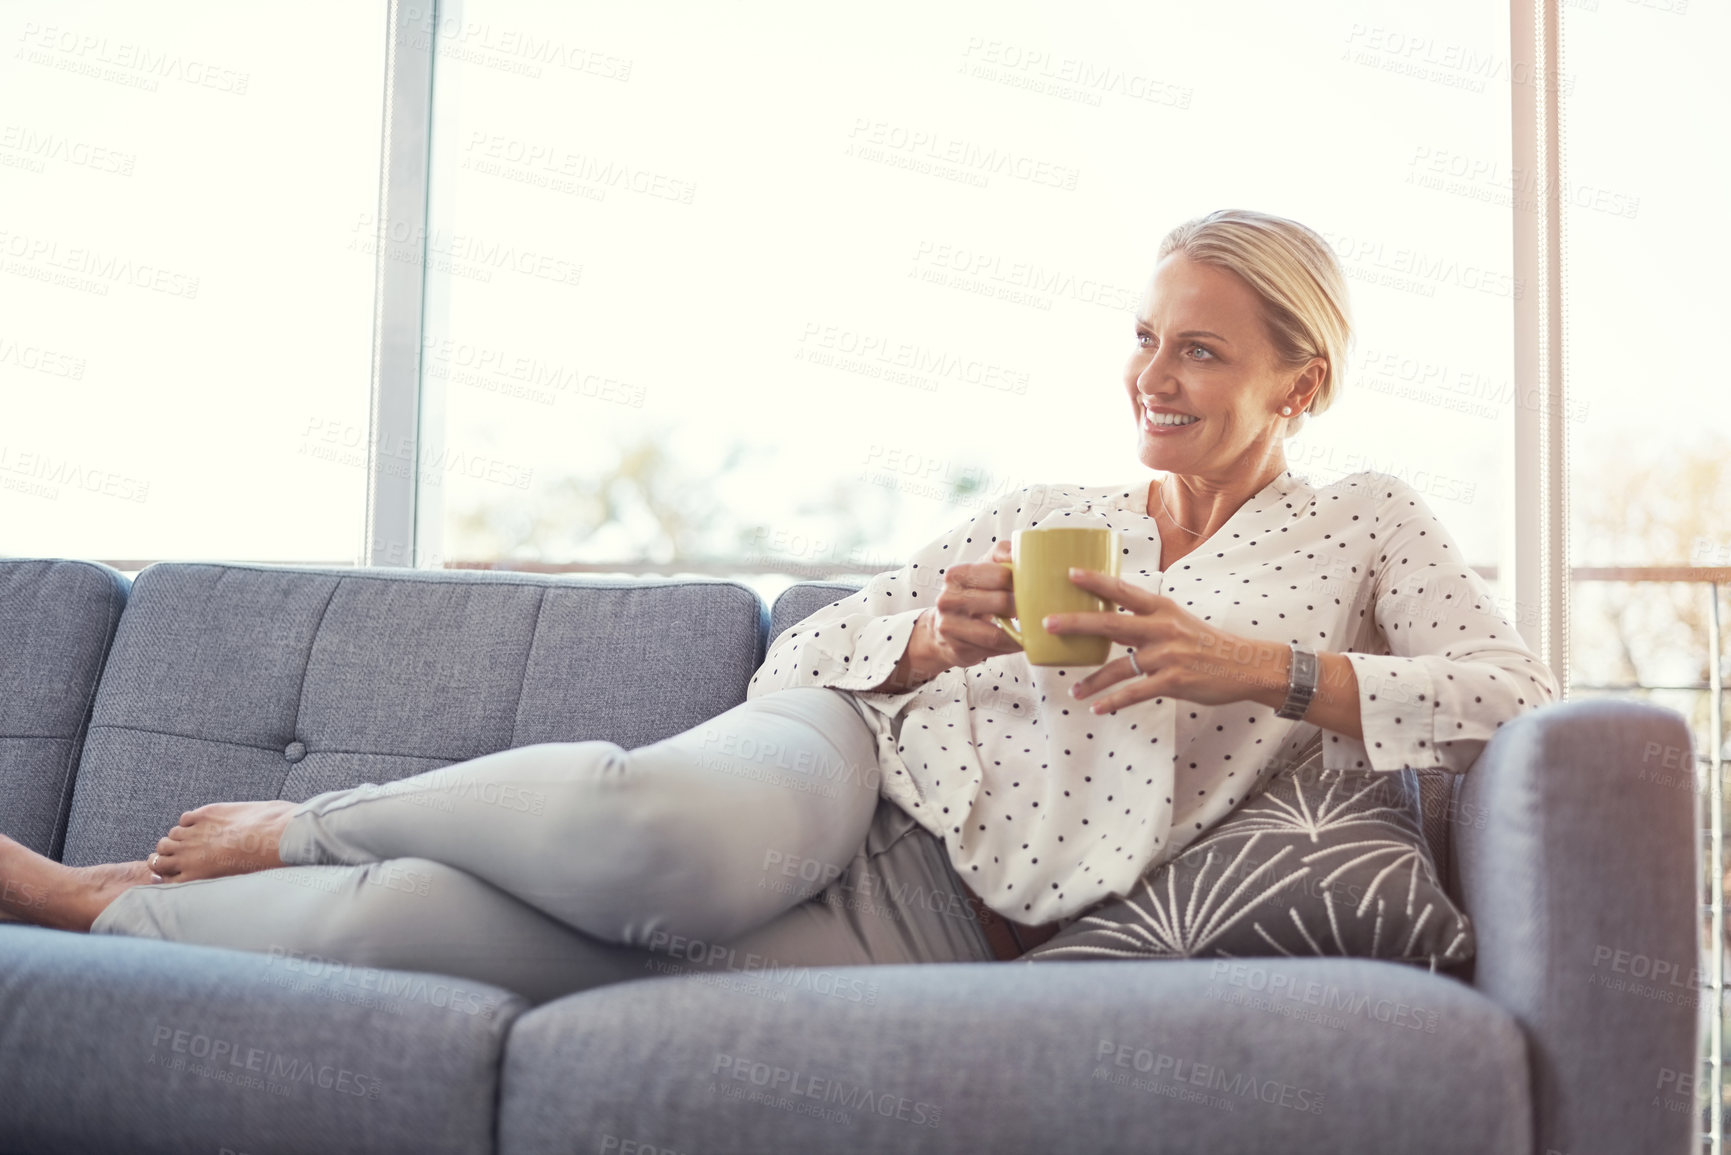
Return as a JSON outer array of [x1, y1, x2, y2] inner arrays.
[[1275, 643, 1319, 720]]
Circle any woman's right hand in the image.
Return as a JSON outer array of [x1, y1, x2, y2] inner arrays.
[[906, 538, 1023, 677]]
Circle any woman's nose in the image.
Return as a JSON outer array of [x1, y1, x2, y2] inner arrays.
[[1136, 351, 1174, 391]]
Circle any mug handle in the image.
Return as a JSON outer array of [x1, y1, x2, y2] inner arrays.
[[991, 561, 1023, 646]]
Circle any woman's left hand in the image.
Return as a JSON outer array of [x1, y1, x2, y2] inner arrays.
[[1043, 567, 1286, 714]]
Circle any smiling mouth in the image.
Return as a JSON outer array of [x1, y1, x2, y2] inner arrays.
[[1142, 407, 1201, 433]]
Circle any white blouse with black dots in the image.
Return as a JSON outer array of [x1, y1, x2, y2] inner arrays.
[[745, 467, 1561, 926]]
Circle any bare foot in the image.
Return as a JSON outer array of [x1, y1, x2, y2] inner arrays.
[[151, 800, 298, 881], [0, 833, 158, 932]]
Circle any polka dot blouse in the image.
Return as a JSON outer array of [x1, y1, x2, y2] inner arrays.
[[746, 468, 1561, 926]]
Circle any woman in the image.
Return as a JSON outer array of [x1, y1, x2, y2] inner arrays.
[[0, 209, 1558, 1004]]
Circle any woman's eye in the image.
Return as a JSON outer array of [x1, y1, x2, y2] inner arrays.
[[1135, 333, 1211, 359]]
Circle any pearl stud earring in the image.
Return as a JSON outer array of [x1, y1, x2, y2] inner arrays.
[[1281, 406, 1292, 416]]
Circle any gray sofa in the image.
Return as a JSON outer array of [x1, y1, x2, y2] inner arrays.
[[0, 558, 1701, 1155]]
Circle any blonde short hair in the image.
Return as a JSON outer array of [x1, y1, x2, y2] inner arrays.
[[1157, 209, 1353, 436]]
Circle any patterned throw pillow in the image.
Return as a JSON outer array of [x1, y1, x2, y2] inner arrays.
[[1020, 759, 1474, 971]]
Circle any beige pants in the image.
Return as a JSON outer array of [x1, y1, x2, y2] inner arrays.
[[92, 688, 996, 1005]]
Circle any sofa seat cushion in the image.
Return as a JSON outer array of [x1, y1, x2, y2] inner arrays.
[[0, 559, 129, 858], [496, 957, 1528, 1155], [60, 564, 762, 867], [0, 924, 526, 1155]]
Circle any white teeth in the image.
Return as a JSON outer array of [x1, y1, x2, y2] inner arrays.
[[1146, 410, 1199, 426]]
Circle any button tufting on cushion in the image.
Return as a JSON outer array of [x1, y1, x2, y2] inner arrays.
[[59, 563, 763, 867]]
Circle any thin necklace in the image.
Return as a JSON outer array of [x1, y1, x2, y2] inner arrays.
[[1156, 478, 1204, 537]]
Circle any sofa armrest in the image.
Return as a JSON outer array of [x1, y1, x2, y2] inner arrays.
[[1454, 698, 1701, 1155], [0, 924, 527, 1155]]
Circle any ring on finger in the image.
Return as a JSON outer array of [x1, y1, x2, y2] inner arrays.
[[1127, 649, 1147, 678], [148, 852, 159, 871]]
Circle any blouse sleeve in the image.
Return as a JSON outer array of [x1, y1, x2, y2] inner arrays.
[[1322, 473, 1562, 775], [745, 485, 1055, 717]]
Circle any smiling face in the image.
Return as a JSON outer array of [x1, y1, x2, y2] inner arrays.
[[1125, 254, 1324, 482]]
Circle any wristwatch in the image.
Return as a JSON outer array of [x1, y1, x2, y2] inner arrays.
[[1274, 642, 1319, 721]]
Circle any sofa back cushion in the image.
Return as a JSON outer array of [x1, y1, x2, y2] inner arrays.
[[0, 560, 129, 858], [767, 582, 864, 651], [61, 564, 762, 867], [770, 580, 1458, 890]]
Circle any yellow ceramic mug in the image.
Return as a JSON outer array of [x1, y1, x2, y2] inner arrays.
[[992, 527, 1121, 666]]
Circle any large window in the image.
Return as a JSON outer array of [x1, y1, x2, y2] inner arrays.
[[421, 1, 1514, 608], [0, 2, 386, 561], [1560, 0, 1730, 710]]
